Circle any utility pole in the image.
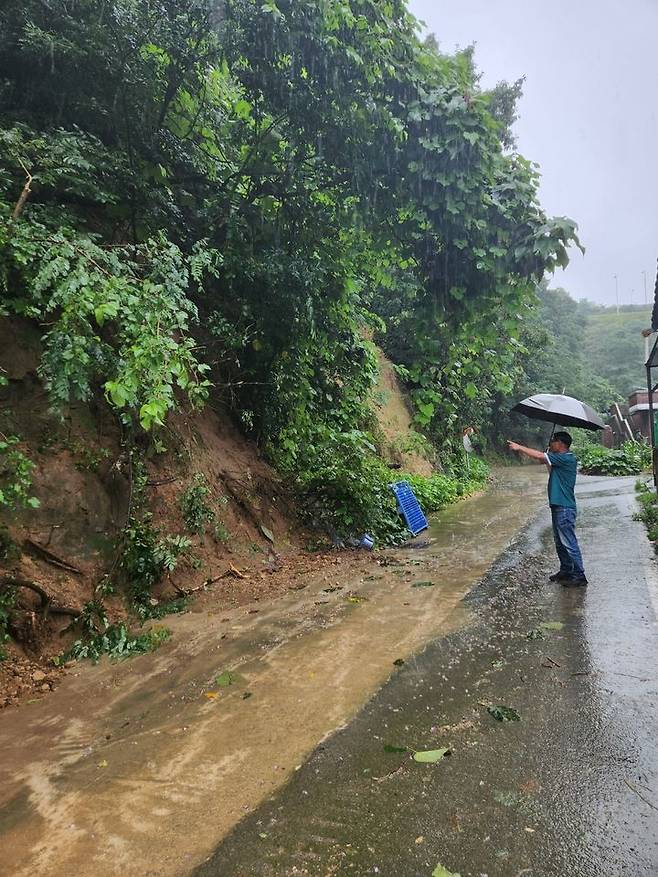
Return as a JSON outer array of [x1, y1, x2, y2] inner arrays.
[[643, 270, 648, 306], [614, 274, 619, 314]]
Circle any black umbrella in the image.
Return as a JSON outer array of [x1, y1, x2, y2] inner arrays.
[[511, 393, 605, 431]]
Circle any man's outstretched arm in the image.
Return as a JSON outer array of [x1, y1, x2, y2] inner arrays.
[[507, 440, 549, 464]]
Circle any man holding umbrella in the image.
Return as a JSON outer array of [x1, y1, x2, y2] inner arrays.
[[507, 431, 588, 587]]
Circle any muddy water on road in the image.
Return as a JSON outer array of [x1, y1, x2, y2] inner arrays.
[[201, 473, 658, 877], [0, 467, 545, 877]]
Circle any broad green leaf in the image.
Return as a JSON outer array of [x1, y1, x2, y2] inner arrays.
[[432, 865, 461, 877], [413, 748, 451, 763]]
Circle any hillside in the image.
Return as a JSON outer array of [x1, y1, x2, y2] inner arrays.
[[0, 317, 449, 706], [0, 1, 578, 702], [583, 306, 651, 398]]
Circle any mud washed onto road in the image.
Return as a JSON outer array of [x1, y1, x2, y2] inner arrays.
[[0, 468, 544, 877], [196, 474, 658, 877]]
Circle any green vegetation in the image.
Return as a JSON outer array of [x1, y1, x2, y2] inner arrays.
[[405, 458, 490, 511], [63, 601, 171, 664], [213, 522, 230, 544], [583, 305, 651, 398], [0, 584, 16, 660], [0, 526, 17, 562], [106, 456, 188, 608], [139, 597, 190, 621], [0, 1, 583, 541], [64, 439, 111, 472], [635, 481, 658, 545], [578, 441, 651, 476], [119, 518, 191, 607], [497, 286, 621, 447], [180, 474, 215, 536], [0, 436, 39, 510]]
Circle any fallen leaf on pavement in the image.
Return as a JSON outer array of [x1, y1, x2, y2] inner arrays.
[[432, 864, 461, 877], [487, 705, 521, 722], [413, 748, 452, 763]]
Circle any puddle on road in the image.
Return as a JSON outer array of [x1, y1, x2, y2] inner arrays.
[[0, 467, 546, 877]]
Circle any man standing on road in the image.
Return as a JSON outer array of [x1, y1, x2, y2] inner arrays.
[[506, 432, 588, 587]]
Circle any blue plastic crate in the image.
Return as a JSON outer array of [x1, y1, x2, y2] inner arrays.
[[390, 480, 428, 536]]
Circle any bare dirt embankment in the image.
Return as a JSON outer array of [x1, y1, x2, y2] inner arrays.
[[0, 321, 430, 708]]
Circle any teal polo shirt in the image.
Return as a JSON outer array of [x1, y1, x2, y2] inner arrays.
[[544, 450, 577, 509]]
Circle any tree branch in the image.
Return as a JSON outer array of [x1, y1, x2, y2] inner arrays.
[[12, 160, 33, 220], [0, 575, 80, 620]]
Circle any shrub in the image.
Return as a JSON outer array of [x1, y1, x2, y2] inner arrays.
[[0, 436, 39, 509], [296, 430, 408, 545], [180, 474, 215, 536], [635, 480, 658, 544], [295, 428, 490, 546], [404, 473, 459, 511], [404, 459, 489, 514], [119, 517, 190, 607], [60, 600, 172, 663], [578, 441, 651, 476], [65, 621, 171, 664]]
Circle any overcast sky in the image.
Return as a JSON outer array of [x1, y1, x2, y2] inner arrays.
[[407, 0, 658, 307]]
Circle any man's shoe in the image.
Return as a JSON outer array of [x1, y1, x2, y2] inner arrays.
[[561, 575, 588, 588], [549, 570, 571, 581]]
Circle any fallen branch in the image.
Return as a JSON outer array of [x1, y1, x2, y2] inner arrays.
[[171, 581, 205, 596], [24, 539, 82, 574], [625, 778, 658, 811], [0, 575, 79, 620], [541, 656, 561, 668], [372, 763, 407, 783], [220, 563, 248, 580], [12, 159, 33, 219], [1, 575, 50, 605]]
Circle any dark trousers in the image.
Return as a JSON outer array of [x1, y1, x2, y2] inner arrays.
[[551, 506, 585, 576]]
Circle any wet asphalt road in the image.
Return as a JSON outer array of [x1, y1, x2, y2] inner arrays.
[[193, 474, 658, 877]]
